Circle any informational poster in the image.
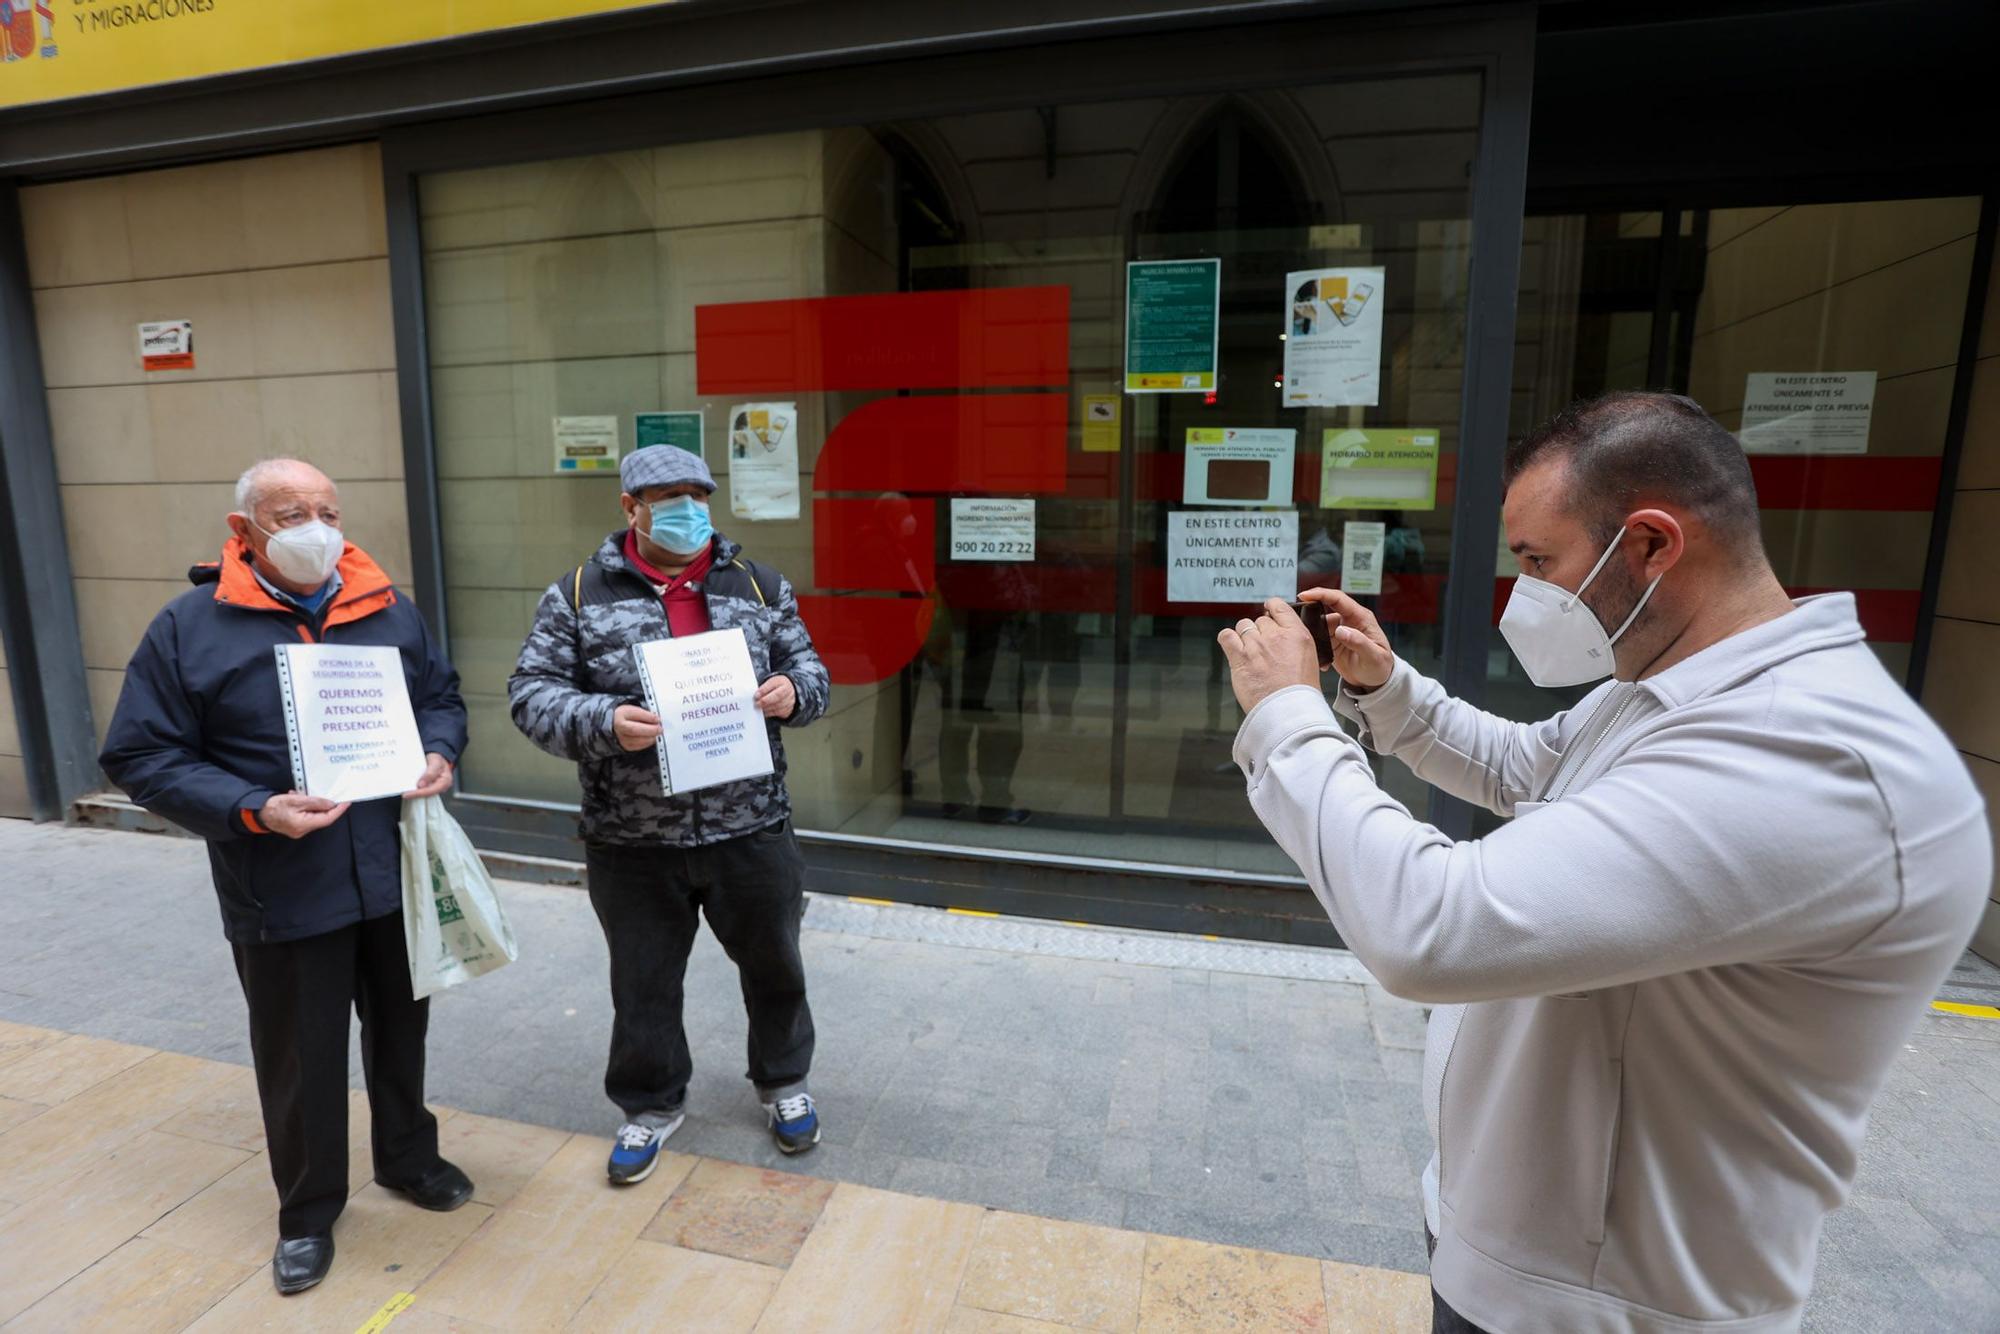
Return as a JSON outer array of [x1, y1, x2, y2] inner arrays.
[[1125, 258, 1221, 393], [1341, 521, 1387, 596], [272, 644, 428, 803], [1738, 372, 1876, 454], [1282, 267, 1385, 407], [1166, 510, 1298, 603], [1183, 427, 1295, 507], [949, 498, 1036, 562], [554, 415, 620, 474], [631, 628, 776, 796], [636, 410, 704, 458], [1320, 428, 1440, 511], [138, 320, 193, 371], [726, 402, 800, 521], [1081, 395, 1122, 452]]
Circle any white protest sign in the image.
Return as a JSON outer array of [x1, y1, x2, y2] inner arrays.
[[1739, 372, 1876, 454], [273, 644, 428, 803], [1341, 521, 1387, 596], [1167, 510, 1298, 602], [949, 498, 1036, 561], [632, 628, 775, 795]]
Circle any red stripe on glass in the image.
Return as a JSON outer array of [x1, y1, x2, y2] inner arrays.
[[695, 287, 1071, 394], [812, 497, 936, 594], [1747, 457, 1941, 511], [815, 394, 1068, 494], [795, 594, 937, 686]]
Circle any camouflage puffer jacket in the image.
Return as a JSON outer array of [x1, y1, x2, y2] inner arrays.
[[508, 530, 829, 847]]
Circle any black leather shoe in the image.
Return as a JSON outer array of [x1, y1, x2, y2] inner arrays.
[[383, 1159, 474, 1212], [272, 1234, 333, 1295]]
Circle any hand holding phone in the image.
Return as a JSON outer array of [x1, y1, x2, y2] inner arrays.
[[1292, 600, 1334, 671]]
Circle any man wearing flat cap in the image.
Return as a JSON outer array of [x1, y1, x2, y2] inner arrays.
[[509, 444, 830, 1183]]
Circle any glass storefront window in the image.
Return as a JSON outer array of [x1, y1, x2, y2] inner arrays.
[[419, 72, 1484, 873], [1488, 197, 1981, 808]]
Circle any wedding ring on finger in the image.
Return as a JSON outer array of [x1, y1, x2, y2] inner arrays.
[[1235, 618, 1257, 634]]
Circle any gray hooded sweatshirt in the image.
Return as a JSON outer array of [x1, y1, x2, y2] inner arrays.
[[1232, 594, 1989, 1332]]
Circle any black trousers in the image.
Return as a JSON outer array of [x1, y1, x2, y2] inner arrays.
[[584, 823, 814, 1118], [1426, 1228, 1492, 1334], [231, 911, 440, 1239]]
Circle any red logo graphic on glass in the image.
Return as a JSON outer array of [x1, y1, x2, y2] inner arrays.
[[696, 287, 1070, 685]]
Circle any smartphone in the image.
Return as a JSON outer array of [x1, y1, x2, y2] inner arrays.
[[1293, 600, 1335, 670]]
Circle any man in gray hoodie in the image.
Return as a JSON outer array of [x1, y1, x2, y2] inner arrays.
[[1219, 392, 1989, 1333]]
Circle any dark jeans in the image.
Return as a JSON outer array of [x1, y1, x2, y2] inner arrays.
[[584, 823, 814, 1118], [1426, 1228, 1492, 1334], [231, 911, 440, 1239]]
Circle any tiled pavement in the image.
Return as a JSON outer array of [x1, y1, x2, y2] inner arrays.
[[1, 820, 1998, 1329], [0, 1022, 1431, 1331]]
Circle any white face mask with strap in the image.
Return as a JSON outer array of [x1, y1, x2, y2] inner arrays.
[[250, 517, 344, 586], [1498, 531, 1662, 688]]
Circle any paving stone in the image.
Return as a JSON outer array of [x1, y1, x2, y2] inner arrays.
[[643, 1155, 836, 1267]]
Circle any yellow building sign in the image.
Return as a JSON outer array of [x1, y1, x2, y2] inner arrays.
[[0, 1, 670, 108]]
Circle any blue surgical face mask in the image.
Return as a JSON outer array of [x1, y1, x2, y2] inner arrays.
[[645, 495, 713, 557]]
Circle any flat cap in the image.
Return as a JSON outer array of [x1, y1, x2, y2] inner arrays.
[[620, 445, 715, 495]]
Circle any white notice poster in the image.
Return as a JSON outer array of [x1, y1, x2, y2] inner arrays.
[[950, 498, 1036, 561], [1341, 521, 1387, 596], [1738, 372, 1876, 454], [1282, 267, 1384, 407], [553, 415, 620, 474], [1183, 427, 1295, 507], [727, 402, 801, 520], [273, 644, 428, 803], [632, 628, 776, 796], [1167, 511, 1298, 603]]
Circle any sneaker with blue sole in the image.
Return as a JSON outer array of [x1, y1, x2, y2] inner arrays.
[[762, 1091, 821, 1155], [607, 1109, 683, 1185]]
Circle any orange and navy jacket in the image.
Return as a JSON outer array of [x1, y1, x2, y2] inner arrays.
[[99, 537, 466, 944]]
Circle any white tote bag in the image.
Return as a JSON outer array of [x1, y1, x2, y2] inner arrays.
[[399, 795, 520, 999]]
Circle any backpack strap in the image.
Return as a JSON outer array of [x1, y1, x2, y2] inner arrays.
[[726, 557, 768, 607], [570, 564, 585, 612]]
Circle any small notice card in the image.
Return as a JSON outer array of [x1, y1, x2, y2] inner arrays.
[[632, 628, 776, 795], [273, 644, 428, 802]]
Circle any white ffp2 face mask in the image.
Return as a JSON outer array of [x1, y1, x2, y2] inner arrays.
[[251, 517, 344, 586], [1498, 532, 1662, 688]]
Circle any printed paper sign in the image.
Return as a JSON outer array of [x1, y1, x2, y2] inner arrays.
[[273, 644, 428, 803], [554, 415, 620, 474], [727, 402, 800, 521], [632, 628, 776, 796], [1341, 521, 1387, 596], [1282, 267, 1384, 407], [1738, 372, 1876, 455], [950, 498, 1036, 562], [1126, 258, 1221, 393], [1081, 394, 1121, 453], [1320, 428, 1440, 511], [1184, 427, 1295, 507], [636, 410, 704, 458], [1166, 510, 1298, 603], [138, 319, 193, 371]]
